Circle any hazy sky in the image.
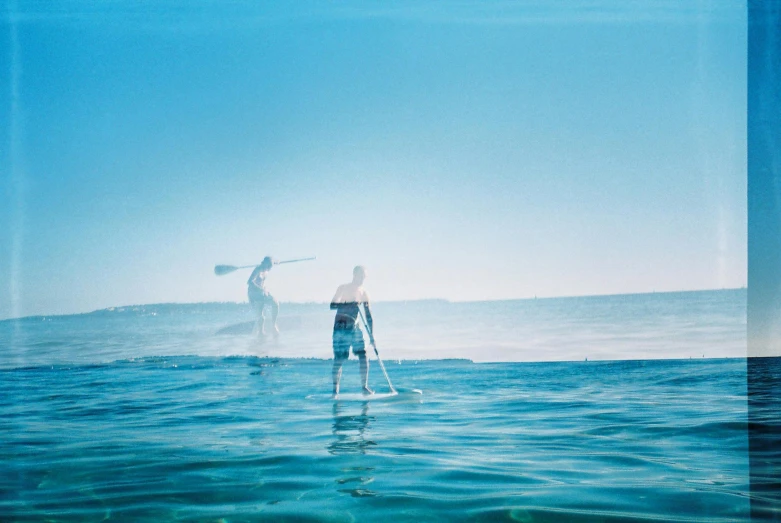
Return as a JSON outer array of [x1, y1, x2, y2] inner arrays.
[[2, 1, 747, 319]]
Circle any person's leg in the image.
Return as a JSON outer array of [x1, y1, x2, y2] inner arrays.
[[332, 330, 348, 397], [358, 353, 373, 395], [269, 296, 279, 335], [354, 329, 372, 394], [332, 356, 345, 397], [250, 300, 265, 336], [258, 304, 267, 335]]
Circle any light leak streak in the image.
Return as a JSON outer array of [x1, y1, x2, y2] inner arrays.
[[693, 0, 731, 290], [8, 0, 26, 328]]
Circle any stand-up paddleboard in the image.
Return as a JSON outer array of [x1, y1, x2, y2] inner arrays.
[[216, 316, 301, 336], [306, 388, 422, 402], [333, 392, 398, 402], [215, 321, 255, 336], [396, 388, 423, 396]]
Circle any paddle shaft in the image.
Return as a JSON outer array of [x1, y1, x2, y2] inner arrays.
[[275, 256, 317, 265], [358, 307, 396, 394], [214, 257, 316, 276]]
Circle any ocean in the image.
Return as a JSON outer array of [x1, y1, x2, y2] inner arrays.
[[0, 289, 771, 521]]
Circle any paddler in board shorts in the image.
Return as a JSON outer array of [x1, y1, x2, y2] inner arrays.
[[330, 265, 374, 398], [247, 256, 279, 336]]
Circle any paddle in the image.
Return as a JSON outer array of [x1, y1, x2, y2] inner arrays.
[[358, 307, 397, 394], [214, 256, 316, 276]]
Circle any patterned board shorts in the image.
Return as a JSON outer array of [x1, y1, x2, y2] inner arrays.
[[333, 327, 366, 359]]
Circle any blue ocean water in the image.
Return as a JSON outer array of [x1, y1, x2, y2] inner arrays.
[[0, 289, 763, 521]]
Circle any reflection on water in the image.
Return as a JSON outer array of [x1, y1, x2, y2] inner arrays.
[[329, 401, 375, 455], [329, 401, 378, 497], [246, 355, 280, 376]]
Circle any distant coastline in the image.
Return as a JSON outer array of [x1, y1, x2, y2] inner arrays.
[[0, 288, 746, 323]]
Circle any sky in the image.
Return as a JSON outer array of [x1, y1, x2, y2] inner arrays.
[[1, 1, 747, 319]]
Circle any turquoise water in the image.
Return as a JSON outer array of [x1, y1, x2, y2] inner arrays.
[[2, 357, 750, 521], [0, 290, 761, 520]]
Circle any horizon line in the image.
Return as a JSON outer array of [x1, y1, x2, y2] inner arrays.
[[0, 287, 747, 322]]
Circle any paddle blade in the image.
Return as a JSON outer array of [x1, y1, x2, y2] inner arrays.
[[214, 265, 239, 276]]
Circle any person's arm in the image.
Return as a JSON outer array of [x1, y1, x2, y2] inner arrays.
[[363, 292, 374, 343], [247, 266, 261, 287], [330, 286, 344, 310]]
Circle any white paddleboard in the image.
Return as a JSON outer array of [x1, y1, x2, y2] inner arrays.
[[306, 389, 423, 402], [334, 392, 399, 401]]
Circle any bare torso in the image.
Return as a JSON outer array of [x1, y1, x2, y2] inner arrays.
[[331, 283, 370, 327]]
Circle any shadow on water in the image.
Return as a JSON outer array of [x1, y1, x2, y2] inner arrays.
[[215, 320, 255, 336], [215, 317, 303, 336], [247, 355, 281, 376], [329, 401, 378, 498]]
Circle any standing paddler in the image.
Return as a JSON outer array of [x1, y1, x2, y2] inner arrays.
[[247, 256, 279, 336], [214, 256, 316, 337], [330, 266, 374, 398]]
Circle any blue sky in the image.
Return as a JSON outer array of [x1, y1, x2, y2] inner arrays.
[[2, 1, 747, 319]]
